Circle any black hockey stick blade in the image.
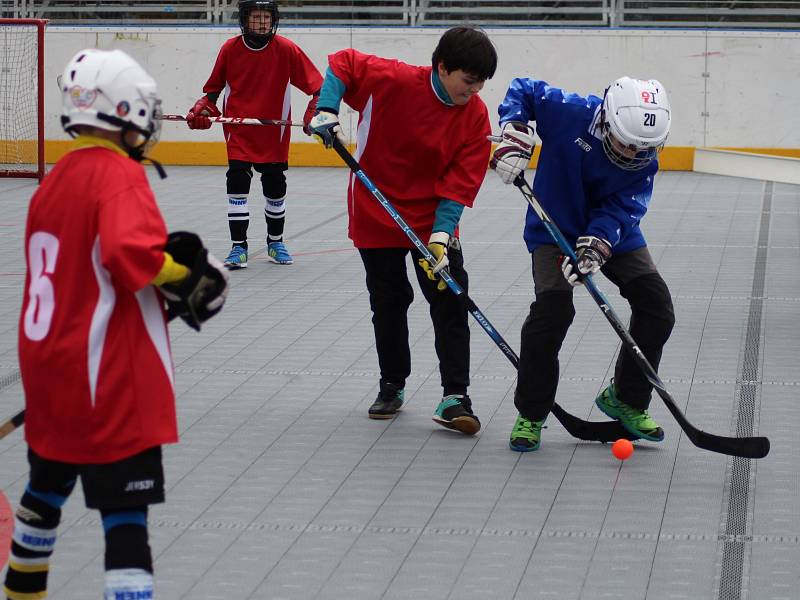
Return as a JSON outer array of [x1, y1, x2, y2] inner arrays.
[[461, 296, 634, 442], [0, 409, 24, 441], [579, 232, 770, 458], [329, 137, 632, 443], [551, 403, 636, 442], [653, 384, 770, 458], [514, 176, 770, 458]]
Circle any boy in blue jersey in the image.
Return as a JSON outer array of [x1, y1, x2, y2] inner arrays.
[[490, 76, 675, 451]]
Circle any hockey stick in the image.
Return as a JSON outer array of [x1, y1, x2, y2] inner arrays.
[[329, 137, 633, 442], [0, 409, 24, 441], [158, 114, 303, 127], [514, 176, 770, 458]]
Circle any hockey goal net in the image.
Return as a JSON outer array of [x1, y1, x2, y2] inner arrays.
[[0, 19, 46, 180]]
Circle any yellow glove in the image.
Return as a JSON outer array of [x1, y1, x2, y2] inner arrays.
[[417, 232, 450, 292]]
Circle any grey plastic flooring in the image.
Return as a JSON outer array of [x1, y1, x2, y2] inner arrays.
[[0, 168, 797, 600]]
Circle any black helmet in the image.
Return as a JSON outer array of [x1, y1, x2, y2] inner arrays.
[[238, 0, 279, 49]]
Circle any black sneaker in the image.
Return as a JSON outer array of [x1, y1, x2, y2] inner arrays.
[[368, 383, 404, 419], [432, 394, 481, 435]]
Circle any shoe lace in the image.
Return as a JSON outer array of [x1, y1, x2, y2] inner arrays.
[[514, 417, 541, 440], [618, 403, 655, 428]]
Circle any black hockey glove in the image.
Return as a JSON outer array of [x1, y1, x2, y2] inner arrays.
[[160, 231, 230, 331]]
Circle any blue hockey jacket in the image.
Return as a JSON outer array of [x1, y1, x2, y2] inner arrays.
[[498, 78, 659, 254]]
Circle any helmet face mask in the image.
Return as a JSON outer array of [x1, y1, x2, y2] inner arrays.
[[60, 49, 162, 161], [601, 130, 662, 171], [238, 0, 279, 48], [123, 95, 162, 160], [599, 77, 671, 171]]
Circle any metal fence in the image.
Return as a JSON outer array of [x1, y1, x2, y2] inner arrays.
[[3, 0, 800, 27]]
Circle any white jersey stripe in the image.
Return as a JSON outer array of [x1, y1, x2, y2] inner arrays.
[[280, 82, 291, 141], [135, 286, 174, 391], [88, 237, 115, 407], [350, 95, 374, 217], [355, 95, 372, 162]]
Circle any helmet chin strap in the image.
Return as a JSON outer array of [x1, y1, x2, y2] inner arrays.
[[243, 32, 271, 50], [120, 122, 168, 179], [127, 149, 167, 179]]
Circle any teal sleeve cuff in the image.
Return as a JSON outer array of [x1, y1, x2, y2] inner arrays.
[[317, 67, 346, 113], [432, 199, 465, 236]]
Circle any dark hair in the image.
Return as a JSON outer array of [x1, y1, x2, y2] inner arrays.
[[431, 26, 497, 81]]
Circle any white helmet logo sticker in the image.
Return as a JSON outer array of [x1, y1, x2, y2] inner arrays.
[[69, 86, 97, 108]]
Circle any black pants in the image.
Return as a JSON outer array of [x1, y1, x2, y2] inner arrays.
[[515, 246, 675, 421], [359, 243, 470, 396], [226, 159, 287, 197]]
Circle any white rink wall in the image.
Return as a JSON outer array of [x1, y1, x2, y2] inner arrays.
[[44, 26, 800, 149]]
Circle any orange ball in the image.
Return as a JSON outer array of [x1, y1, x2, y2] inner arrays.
[[611, 438, 634, 460]]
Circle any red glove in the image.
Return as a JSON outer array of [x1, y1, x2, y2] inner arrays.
[[303, 94, 319, 135], [186, 96, 221, 130]]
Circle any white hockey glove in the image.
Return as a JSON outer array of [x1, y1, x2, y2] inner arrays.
[[489, 122, 536, 185], [561, 236, 612, 287], [417, 232, 450, 292], [309, 110, 345, 148]]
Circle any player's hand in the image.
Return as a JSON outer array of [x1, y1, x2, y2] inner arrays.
[[303, 94, 319, 135], [160, 231, 230, 331], [417, 232, 450, 292], [186, 96, 220, 130], [309, 110, 344, 148], [489, 122, 535, 184], [560, 236, 611, 286]]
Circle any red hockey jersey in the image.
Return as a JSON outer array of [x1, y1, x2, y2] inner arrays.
[[329, 49, 492, 248], [204, 35, 323, 163], [19, 144, 178, 464]]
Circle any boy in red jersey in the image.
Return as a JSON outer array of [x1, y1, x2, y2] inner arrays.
[[309, 27, 497, 434], [4, 48, 227, 600], [187, 0, 323, 269]]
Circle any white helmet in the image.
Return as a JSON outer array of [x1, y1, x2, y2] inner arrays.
[[60, 48, 162, 160], [600, 77, 671, 171]]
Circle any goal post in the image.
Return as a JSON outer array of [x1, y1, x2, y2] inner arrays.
[[0, 18, 46, 181]]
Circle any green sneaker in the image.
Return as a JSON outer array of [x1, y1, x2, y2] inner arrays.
[[595, 381, 664, 442], [509, 414, 544, 452]]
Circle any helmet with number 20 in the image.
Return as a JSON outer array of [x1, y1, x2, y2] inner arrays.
[[60, 48, 162, 161], [600, 77, 671, 171]]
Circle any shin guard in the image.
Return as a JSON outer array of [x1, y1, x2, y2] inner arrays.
[[264, 194, 286, 244], [3, 489, 65, 600], [102, 508, 153, 598], [104, 569, 153, 600], [227, 194, 249, 247]]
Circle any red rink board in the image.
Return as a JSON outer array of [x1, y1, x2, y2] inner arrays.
[[0, 490, 11, 568]]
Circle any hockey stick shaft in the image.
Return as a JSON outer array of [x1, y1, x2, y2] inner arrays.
[[158, 114, 303, 127], [0, 409, 24, 441], [330, 138, 632, 442], [514, 176, 769, 458]]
